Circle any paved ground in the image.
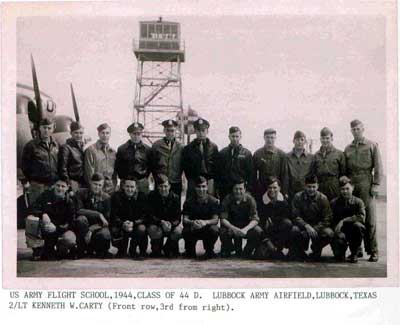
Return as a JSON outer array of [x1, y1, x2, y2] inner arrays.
[[16, 200, 387, 278]]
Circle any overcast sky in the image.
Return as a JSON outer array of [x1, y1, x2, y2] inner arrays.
[[17, 15, 386, 166]]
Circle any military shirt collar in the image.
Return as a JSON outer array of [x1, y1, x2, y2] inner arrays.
[[128, 139, 142, 147], [301, 191, 320, 202], [352, 137, 367, 146], [123, 190, 138, 201], [262, 191, 284, 205], [36, 136, 57, 146], [96, 140, 111, 151], [291, 148, 306, 157], [320, 144, 334, 154]]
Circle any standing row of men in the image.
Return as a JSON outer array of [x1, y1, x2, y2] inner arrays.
[[21, 116, 382, 262]]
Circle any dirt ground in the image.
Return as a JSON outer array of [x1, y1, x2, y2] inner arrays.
[[16, 200, 387, 278]]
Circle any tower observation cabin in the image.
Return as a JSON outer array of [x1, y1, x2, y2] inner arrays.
[[133, 18, 185, 143]]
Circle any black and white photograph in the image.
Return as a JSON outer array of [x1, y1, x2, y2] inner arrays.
[[1, 1, 397, 287]]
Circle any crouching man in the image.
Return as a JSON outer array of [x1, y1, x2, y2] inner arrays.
[[255, 177, 294, 260], [110, 176, 148, 259], [147, 174, 182, 258], [219, 178, 261, 258], [25, 176, 76, 261], [182, 176, 220, 259], [331, 176, 366, 263], [75, 173, 112, 258], [290, 175, 334, 261]]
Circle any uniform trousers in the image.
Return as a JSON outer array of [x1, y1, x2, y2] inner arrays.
[[331, 221, 365, 257], [220, 225, 263, 256], [147, 224, 183, 255], [182, 225, 219, 255], [291, 225, 334, 256]]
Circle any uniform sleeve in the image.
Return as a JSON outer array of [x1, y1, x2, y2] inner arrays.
[[170, 196, 182, 227], [65, 197, 76, 225], [21, 142, 33, 181], [29, 191, 46, 216], [251, 153, 260, 196], [372, 143, 383, 185], [147, 193, 161, 225], [84, 148, 95, 185], [210, 144, 219, 179], [75, 190, 101, 222], [102, 196, 111, 221], [338, 151, 347, 178], [353, 199, 366, 224], [182, 199, 192, 217], [110, 194, 122, 227], [181, 146, 189, 178], [220, 196, 230, 220], [58, 144, 70, 180], [210, 199, 221, 217], [248, 196, 259, 222], [292, 195, 307, 229], [316, 196, 332, 229], [279, 153, 289, 195], [245, 151, 254, 191]]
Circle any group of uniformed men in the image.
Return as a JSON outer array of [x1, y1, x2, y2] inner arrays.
[[21, 116, 382, 263]]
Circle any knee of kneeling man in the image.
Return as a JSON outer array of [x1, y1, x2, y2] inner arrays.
[[76, 215, 89, 225], [334, 232, 346, 241], [136, 224, 146, 233], [322, 228, 334, 239], [60, 231, 77, 247]]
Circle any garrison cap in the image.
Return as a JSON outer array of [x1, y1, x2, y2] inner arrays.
[[350, 119, 363, 128], [229, 126, 241, 134], [305, 175, 319, 184], [162, 119, 178, 128], [70, 121, 84, 132], [97, 123, 110, 132], [320, 127, 333, 137], [39, 118, 54, 126], [264, 128, 277, 136], [339, 176, 353, 187], [193, 118, 210, 130], [293, 130, 306, 139], [155, 174, 169, 185], [127, 122, 144, 133]]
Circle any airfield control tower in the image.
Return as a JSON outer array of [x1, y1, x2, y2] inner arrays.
[[133, 18, 185, 143]]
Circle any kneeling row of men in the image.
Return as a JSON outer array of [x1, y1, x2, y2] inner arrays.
[[26, 172, 366, 263]]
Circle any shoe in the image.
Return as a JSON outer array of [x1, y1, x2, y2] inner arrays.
[[334, 254, 346, 262], [150, 251, 163, 258], [98, 251, 114, 259], [357, 247, 364, 258], [272, 251, 285, 260], [308, 252, 322, 262], [198, 251, 216, 260], [368, 253, 378, 262], [286, 250, 307, 262], [347, 254, 358, 263], [220, 250, 231, 258]]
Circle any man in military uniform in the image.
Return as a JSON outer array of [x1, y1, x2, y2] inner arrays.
[[286, 130, 313, 202], [255, 177, 294, 260], [110, 176, 148, 259], [26, 176, 77, 260], [147, 174, 182, 258], [290, 175, 334, 261], [115, 122, 151, 194], [21, 118, 59, 205], [309, 127, 346, 201], [84, 123, 117, 194], [58, 121, 86, 191], [182, 176, 220, 259], [331, 176, 366, 263], [344, 119, 382, 262], [253, 128, 288, 202], [75, 173, 112, 258], [182, 118, 219, 198], [216, 126, 253, 201], [219, 178, 261, 258], [150, 119, 183, 196]]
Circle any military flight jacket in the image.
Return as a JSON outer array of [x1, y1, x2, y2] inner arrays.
[[182, 138, 219, 180], [75, 188, 111, 225], [21, 136, 59, 185], [115, 140, 151, 181], [216, 144, 253, 189], [310, 145, 346, 180], [330, 196, 366, 226], [252, 146, 289, 194], [147, 190, 181, 227], [30, 189, 75, 230], [150, 138, 183, 184], [292, 191, 332, 230], [84, 141, 117, 185], [344, 138, 382, 185], [110, 190, 148, 227], [58, 138, 85, 184]]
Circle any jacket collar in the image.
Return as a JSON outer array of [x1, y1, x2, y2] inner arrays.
[[35, 136, 57, 147], [351, 137, 367, 146], [262, 191, 284, 205], [291, 148, 306, 157], [264, 145, 277, 154], [301, 191, 321, 202]]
